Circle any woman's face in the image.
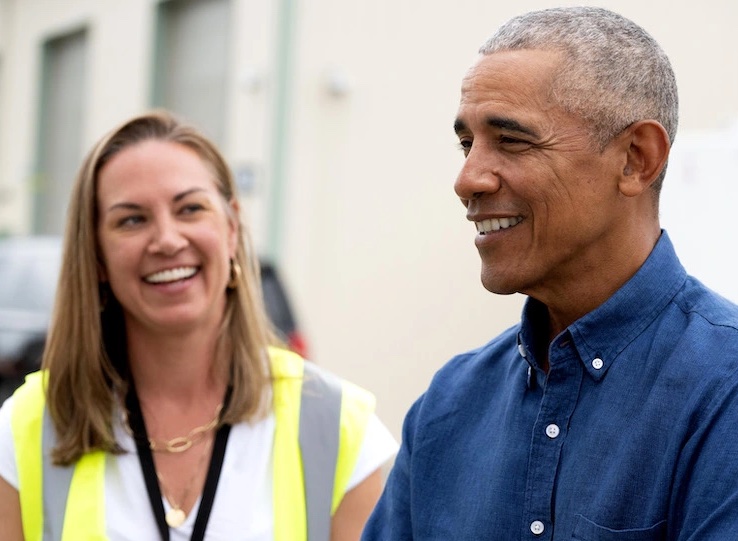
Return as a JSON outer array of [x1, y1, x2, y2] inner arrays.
[[96, 139, 238, 336]]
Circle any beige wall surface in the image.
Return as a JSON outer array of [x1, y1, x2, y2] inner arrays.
[[281, 0, 738, 440], [0, 0, 736, 442]]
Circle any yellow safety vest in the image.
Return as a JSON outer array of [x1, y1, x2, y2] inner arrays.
[[10, 347, 375, 541]]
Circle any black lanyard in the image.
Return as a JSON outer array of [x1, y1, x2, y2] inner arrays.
[[125, 386, 232, 541]]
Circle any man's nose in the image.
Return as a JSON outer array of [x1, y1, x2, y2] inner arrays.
[[454, 147, 502, 205]]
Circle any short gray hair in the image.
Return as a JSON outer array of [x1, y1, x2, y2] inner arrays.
[[479, 6, 678, 192]]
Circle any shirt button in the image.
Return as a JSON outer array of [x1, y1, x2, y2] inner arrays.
[[592, 358, 604, 370], [518, 344, 527, 358], [545, 424, 560, 439], [530, 520, 545, 535]]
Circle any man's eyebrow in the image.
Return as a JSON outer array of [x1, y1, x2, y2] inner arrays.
[[453, 116, 540, 139], [487, 116, 539, 138], [453, 118, 467, 135]]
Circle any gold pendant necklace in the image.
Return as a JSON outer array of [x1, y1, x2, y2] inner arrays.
[[166, 507, 187, 529], [158, 437, 213, 529]]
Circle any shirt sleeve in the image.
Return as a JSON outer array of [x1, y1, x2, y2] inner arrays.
[[345, 413, 398, 492], [0, 395, 18, 489], [672, 373, 738, 539]]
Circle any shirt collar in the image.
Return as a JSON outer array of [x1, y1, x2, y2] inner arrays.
[[518, 231, 687, 381]]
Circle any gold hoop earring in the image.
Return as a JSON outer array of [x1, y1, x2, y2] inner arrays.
[[227, 259, 241, 289]]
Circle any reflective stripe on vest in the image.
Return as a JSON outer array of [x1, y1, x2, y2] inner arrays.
[[299, 361, 342, 541], [12, 350, 364, 541], [41, 409, 72, 540]]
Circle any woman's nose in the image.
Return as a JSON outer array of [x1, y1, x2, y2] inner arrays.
[[148, 217, 187, 256]]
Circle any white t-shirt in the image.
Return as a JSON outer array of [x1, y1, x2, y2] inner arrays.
[[0, 395, 398, 540]]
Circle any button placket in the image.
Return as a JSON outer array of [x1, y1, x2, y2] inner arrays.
[[522, 337, 581, 541]]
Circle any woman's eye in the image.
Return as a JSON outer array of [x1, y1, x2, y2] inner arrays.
[[181, 203, 204, 214], [117, 215, 144, 228]]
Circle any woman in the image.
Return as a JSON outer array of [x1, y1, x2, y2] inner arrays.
[[0, 111, 397, 540]]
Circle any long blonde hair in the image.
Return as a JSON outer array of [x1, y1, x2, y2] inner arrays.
[[43, 110, 279, 465]]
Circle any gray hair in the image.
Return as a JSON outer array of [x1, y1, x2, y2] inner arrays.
[[479, 6, 678, 192]]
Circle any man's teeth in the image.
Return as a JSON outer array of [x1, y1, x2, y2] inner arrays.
[[476, 216, 523, 234], [145, 267, 198, 284]]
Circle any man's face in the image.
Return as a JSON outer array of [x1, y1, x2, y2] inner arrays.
[[453, 49, 628, 303]]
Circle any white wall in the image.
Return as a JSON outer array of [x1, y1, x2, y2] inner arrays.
[[0, 0, 6, 219], [661, 119, 738, 302], [0, 1, 736, 441]]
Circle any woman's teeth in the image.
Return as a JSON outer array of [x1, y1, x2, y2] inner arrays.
[[144, 266, 198, 284]]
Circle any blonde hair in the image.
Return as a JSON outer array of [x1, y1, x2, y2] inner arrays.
[[44, 110, 279, 465]]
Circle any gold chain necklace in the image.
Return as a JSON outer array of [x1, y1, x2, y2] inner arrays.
[[122, 403, 223, 454], [158, 437, 213, 528], [149, 404, 223, 454]]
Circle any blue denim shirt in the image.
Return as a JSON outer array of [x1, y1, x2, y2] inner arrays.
[[364, 232, 738, 541]]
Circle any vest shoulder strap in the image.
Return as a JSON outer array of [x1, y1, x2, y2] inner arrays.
[[11, 371, 45, 541], [300, 360, 342, 541], [10, 371, 107, 541], [270, 347, 375, 541]]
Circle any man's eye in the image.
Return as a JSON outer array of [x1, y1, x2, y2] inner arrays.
[[499, 135, 531, 146], [457, 140, 472, 155]]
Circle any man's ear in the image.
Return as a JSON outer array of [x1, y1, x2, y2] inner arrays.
[[618, 120, 671, 197]]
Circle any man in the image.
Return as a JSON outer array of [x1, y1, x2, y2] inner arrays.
[[363, 7, 738, 540]]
